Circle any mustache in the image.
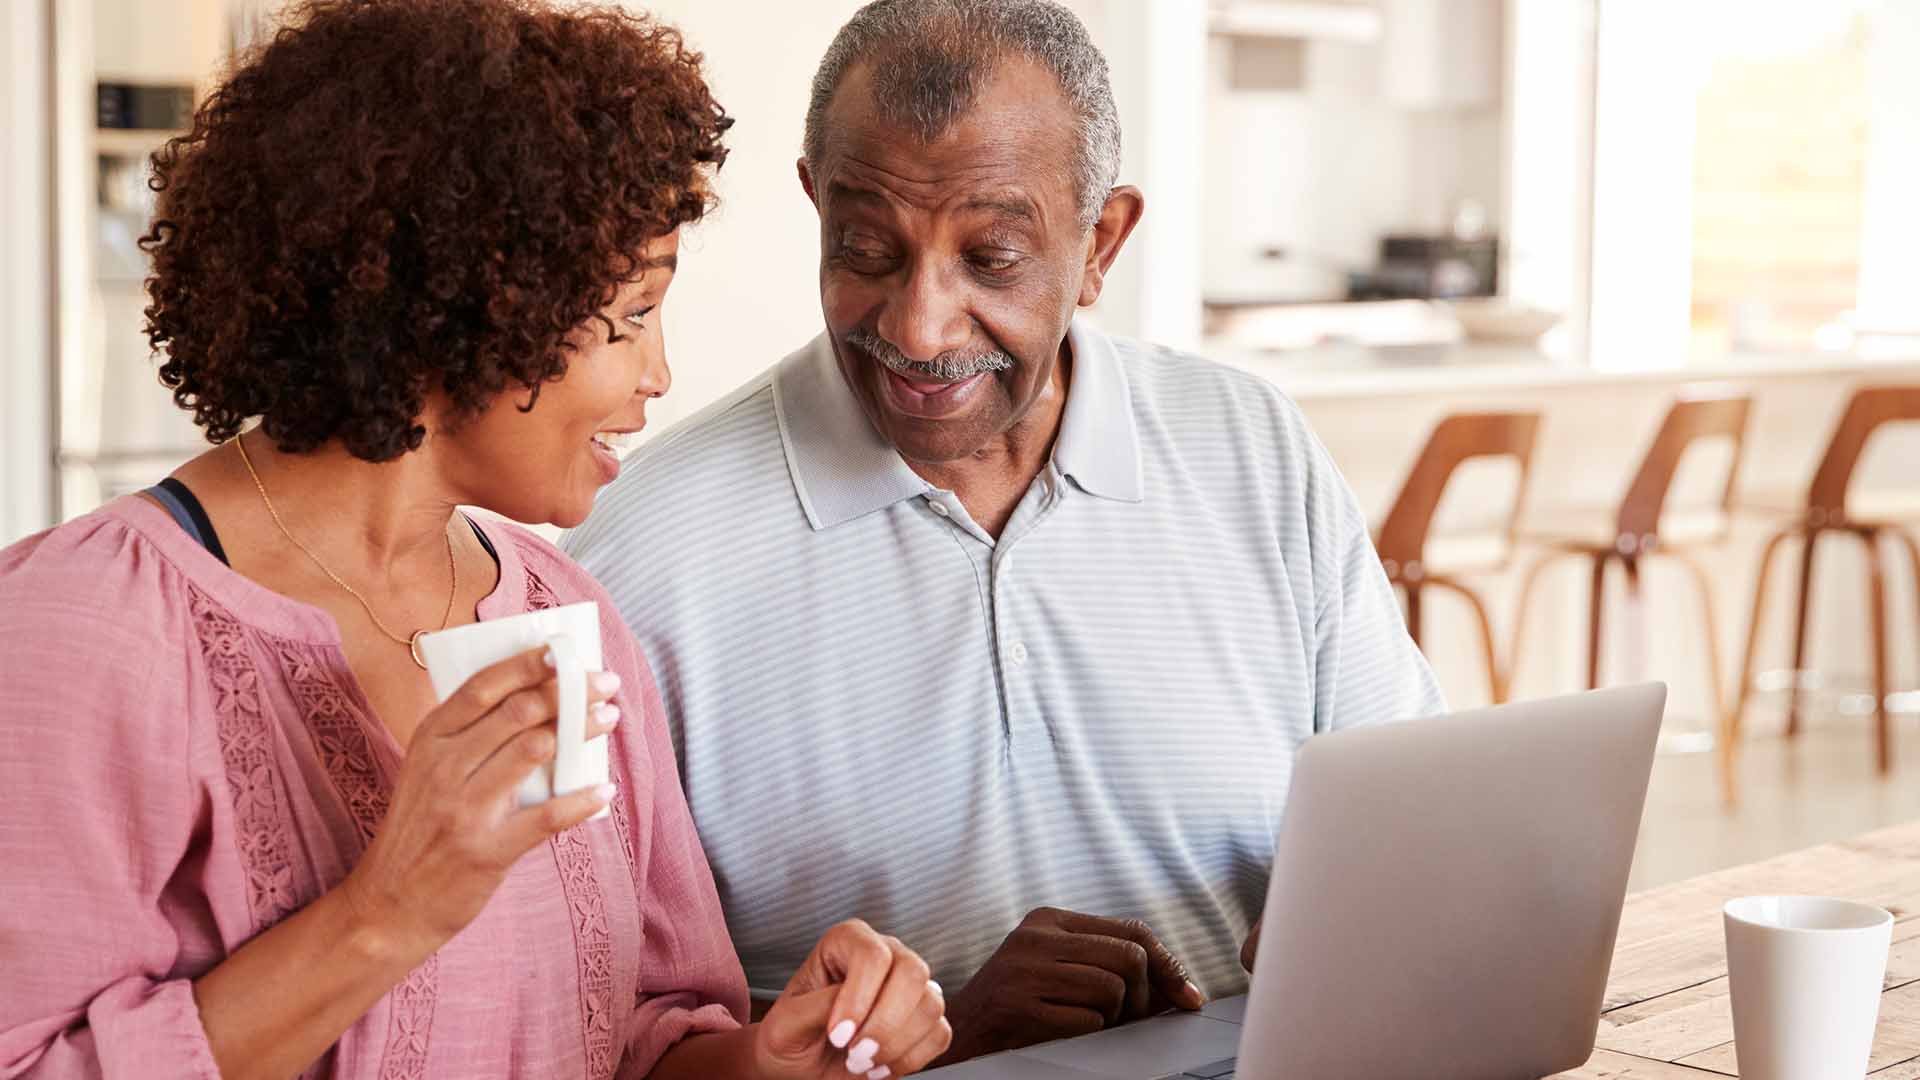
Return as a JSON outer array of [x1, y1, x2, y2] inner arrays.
[[845, 327, 1015, 382]]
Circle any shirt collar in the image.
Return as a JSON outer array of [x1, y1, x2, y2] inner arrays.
[[773, 334, 931, 531], [1053, 320, 1145, 504], [772, 321, 1144, 533]]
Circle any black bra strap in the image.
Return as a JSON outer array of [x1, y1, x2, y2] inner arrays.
[[147, 478, 230, 566], [466, 515, 499, 564]]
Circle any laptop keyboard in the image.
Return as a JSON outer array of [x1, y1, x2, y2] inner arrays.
[[1171, 1059, 1236, 1079]]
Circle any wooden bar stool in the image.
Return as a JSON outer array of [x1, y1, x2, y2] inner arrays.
[[1375, 411, 1541, 703], [1730, 384, 1920, 781], [1510, 390, 1753, 743]]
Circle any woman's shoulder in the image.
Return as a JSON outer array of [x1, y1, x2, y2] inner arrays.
[[0, 500, 211, 852], [0, 498, 206, 716], [1, 498, 194, 625]]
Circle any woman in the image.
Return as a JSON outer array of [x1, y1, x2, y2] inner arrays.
[[0, 1, 949, 1077]]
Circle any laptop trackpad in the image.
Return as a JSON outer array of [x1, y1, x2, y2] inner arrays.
[[1017, 1012, 1242, 1078], [1199, 994, 1249, 1025]]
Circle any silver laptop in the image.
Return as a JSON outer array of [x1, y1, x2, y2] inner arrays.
[[921, 683, 1666, 1079]]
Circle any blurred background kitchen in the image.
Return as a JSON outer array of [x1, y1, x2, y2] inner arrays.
[[3, 0, 1918, 887]]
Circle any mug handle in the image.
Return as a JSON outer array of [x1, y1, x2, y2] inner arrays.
[[545, 631, 586, 789]]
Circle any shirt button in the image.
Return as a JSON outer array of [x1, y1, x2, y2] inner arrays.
[[928, 500, 950, 518], [999, 555, 1013, 576], [1009, 642, 1029, 667]]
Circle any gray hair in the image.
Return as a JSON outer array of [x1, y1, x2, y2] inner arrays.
[[802, 0, 1122, 229]]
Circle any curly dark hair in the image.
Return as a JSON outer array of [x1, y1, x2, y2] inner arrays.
[[141, 0, 730, 461]]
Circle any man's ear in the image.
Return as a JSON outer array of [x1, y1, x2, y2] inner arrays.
[[798, 157, 821, 211], [1078, 185, 1144, 308]]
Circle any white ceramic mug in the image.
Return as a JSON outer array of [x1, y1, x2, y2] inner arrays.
[[416, 601, 609, 819], [1724, 895, 1892, 1080]]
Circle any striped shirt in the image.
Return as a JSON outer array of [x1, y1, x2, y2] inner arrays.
[[563, 321, 1443, 999]]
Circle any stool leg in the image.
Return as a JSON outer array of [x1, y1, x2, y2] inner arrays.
[[1674, 552, 1729, 726], [1675, 551, 1734, 806], [1588, 554, 1609, 689], [1732, 528, 1794, 752], [1894, 529, 1920, 671], [1786, 530, 1821, 737], [1431, 578, 1506, 704], [1508, 551, 1568, 695], [1404, 585, 1424, 649], [1620, 556, 1646, 685], [1865, 529, 1892, 776]]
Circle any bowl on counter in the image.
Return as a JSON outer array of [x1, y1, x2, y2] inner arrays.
[[1447, 299, 1562, 344]]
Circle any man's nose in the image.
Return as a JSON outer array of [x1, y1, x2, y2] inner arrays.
[[875, 261, 972, 363]]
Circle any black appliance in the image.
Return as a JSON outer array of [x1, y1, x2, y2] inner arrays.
[[1346, 232, 1499, 301]]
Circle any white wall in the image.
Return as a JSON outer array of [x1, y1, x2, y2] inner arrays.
[[1587, 0, 1705, 372], [1073, 0, 1205, 351], [2, 0, 54, 544], [1504, 0, 1594, 337]]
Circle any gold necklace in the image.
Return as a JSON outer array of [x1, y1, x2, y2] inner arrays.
[[234, 434, 456, 668]]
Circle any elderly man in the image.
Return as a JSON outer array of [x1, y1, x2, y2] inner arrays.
[[564, 0, 1442, 1063]]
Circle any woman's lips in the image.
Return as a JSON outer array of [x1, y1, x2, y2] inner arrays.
[[588, 430, 640, 484], [588, 438, 622, 483], [879, 367, 988, 419]]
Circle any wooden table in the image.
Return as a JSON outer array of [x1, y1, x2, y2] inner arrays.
[[1554, 819, 1920, 1078]]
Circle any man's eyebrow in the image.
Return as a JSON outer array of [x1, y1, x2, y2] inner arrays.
[[961, 195, 1038, 224], [824, 181, 1037, 224], [826, 181, 889, 209]]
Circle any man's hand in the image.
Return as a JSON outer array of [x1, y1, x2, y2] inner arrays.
[[1240, 918, 1262, 973], [934, 907, 1205, 1065]]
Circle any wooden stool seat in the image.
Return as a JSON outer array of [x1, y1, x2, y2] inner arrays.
[[1738, 488, 1920, 528], [1415, 529, 1519, 578], [1523, 505, 1735, 555]]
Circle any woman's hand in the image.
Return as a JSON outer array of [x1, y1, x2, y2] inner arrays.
[[339, 645, 621, 958], [754, 920, 952, 1079]]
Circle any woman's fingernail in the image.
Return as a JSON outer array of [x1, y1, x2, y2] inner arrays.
[[594, 703, 621, 728], [866, 1068, 891, 1080], [543, 648, 557, 668], [927, 978, 943, 998], [590, 783, 616, 803], [1185, 980, 1204, 1001], [590, 670, 621, 695], [829, 1019, 855, 1049], [846, 1038, 878, 1071]]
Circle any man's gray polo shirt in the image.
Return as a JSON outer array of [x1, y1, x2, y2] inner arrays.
[[564, 321, 1443, 999]]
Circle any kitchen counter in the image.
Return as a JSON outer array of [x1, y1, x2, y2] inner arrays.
[[1210, 341, 1920, 400]]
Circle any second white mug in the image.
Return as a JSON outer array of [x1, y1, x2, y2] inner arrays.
[[1724, 894, 1892, 1080]]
